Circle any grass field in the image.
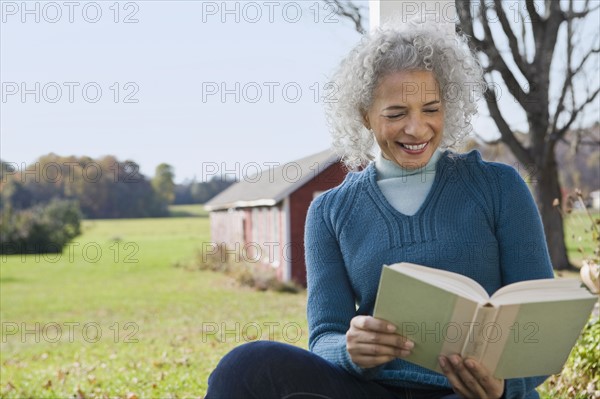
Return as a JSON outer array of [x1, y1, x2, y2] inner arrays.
[[1, 204, 597, 398], [563, 209, 600, 268], [0, 205, 307, 398]]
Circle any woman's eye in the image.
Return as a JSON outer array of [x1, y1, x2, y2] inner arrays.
[[424, 109, 440, 113], [385, 113, 405, 119]]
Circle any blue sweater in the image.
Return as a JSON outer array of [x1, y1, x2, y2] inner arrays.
[[304, 150, 554, 399]]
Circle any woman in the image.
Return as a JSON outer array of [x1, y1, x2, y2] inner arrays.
[[206, 20, 554, 399]]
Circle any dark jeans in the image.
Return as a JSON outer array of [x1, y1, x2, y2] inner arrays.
[[205, 341, 459, 399]]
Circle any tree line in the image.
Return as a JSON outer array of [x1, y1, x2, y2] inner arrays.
[[173, 177, 234, 205], [1, 154, 234, 254], [2, 154, 168, 218]]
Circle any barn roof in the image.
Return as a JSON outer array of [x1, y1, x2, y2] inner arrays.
[[204, 148, 341, 211]]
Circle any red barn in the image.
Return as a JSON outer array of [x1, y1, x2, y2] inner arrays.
[[204, 149, 348, 286]]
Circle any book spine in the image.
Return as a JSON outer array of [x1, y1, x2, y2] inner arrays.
[[461, 304, 499, 361]]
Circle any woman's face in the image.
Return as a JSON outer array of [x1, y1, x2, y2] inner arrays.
[[364, 70, 444, 169]]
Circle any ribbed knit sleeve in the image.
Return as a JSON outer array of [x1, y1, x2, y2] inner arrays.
[[491, 162, 554, 284], [490, 161, 555, 399], [304, 191, 382, 379]]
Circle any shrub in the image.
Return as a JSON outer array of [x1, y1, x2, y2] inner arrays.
[[539, 190, 600, 398], [232, 263, 301, 293], [0, 199, 82, 254], [193, 243, 234, 274], [539, 315, 599, 398], [193, 243, 301, 293]]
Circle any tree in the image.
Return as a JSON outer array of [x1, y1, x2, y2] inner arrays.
[[2, 154, 170, 219], [173, 176, 236, 204], [456, 1, 599, 270], [328, 0, 600, 270], [0, 180, 32, 211], [152, 163, 176, 206]]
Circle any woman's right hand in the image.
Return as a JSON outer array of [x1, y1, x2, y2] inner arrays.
[[346, 315, 414, 368]]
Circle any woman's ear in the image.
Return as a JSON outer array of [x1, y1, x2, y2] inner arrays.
[[362, 112, 371, 131]]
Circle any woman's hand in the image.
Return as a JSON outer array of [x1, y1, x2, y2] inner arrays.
[[346, 315, 414, 368], [439, 355, 504, 399]]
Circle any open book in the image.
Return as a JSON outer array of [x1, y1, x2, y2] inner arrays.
[[373, 262, 597, 379]]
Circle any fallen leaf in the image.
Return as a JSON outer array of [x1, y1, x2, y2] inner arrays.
[[152, 360, 165, 368], [176, 357, 189, 366], [43, 380, 52, 389], [57, 369, 67, 381]]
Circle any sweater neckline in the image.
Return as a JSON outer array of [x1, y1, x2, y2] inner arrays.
[[366, 149, 451, 219], [375, 149, 443, 181]]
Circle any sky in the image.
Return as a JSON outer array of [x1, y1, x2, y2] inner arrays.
[[1, 0, 598, 183]]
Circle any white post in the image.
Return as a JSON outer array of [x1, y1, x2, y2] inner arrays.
[[369, 0, 456, 34]]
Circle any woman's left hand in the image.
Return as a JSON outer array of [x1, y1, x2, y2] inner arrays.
[[439, 355, 504, 399]]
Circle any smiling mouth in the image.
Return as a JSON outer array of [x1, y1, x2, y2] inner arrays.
[[400, 142, 428, 151], [397, 140, 431, 154]]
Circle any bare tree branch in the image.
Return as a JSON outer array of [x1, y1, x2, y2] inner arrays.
[[573, 47, 600, 76], [563, 3, 600, 19], [323, 0, 365, 35], [550, 1, 576, 137], [483, 85, 533, 164], [538, 1, 565, 67], [550, 1, 600, 142], [492, 0, 530, 80], [456, 1, 486, 50], [554, 86, 600, 141], [525, 0, 543, 42], [477, 1, 532, 112], [519, 8, 530, 63], [559, 137, 600, 148]]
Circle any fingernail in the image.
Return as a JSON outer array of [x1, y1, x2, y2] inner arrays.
[[450, 356, 460, 366], [466, 360, 475, 369], [439, 356, 446, 367], [387, 324, 396, 332], [404, 340, 414, 349]]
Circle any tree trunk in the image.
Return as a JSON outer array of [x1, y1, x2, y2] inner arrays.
[[534, 158, 574, 271]]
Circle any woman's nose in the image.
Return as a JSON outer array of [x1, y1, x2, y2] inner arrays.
[[402, 115, 426, 137]]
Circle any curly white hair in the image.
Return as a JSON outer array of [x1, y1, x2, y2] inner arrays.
[[326, 19, 485, 170]]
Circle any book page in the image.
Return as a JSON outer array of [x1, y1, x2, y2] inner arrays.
[[374, 266, 480, 372], [492, 299, 596, 378], [490, 278, 594, 305], [389, 263, 489, 303]]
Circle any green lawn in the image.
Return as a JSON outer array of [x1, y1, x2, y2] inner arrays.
[[168, 204, 209, 218], [1, 204, 596, 398], [563, 209, 600, 268], [0, 206, 307, 398]]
